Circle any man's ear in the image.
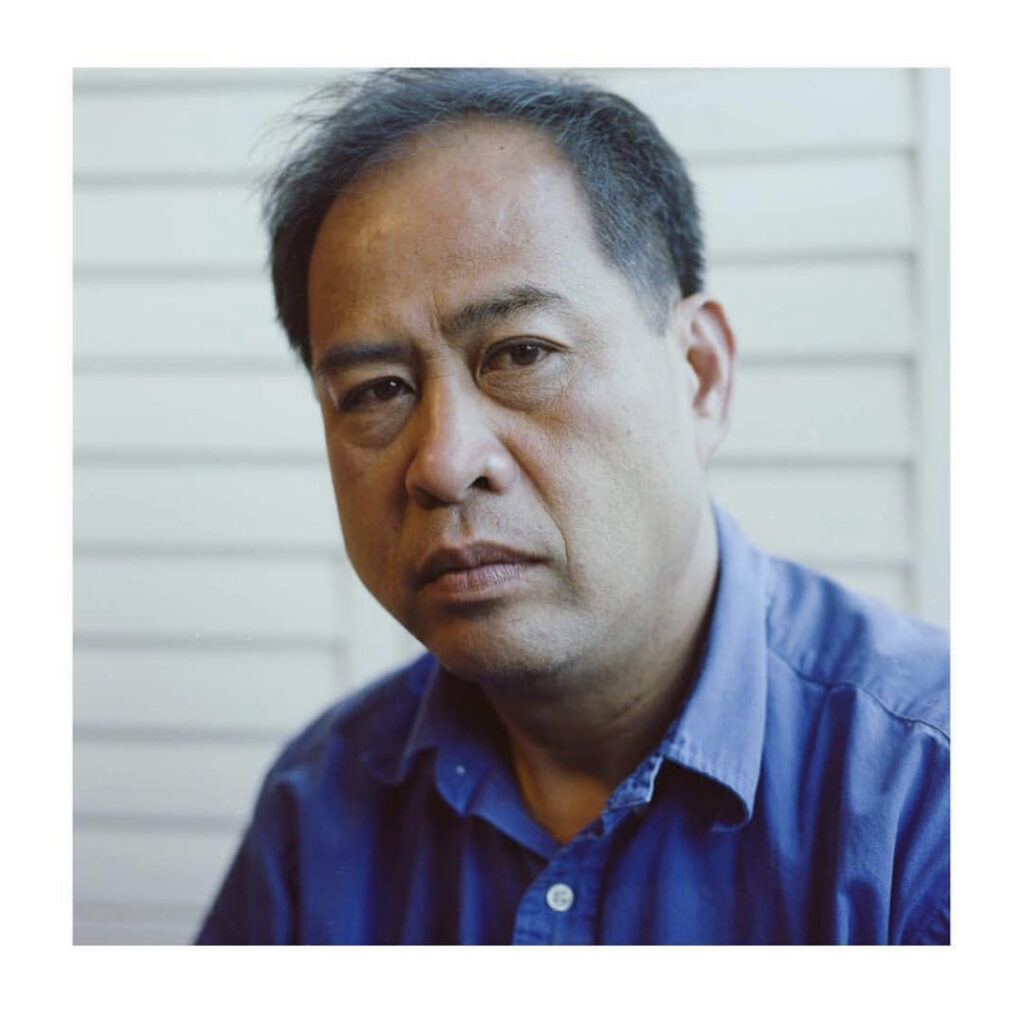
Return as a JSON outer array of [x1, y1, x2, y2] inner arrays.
[[673, 293, 737, 465]]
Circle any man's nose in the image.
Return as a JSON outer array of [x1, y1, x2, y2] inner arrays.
[[404, 381, 517, 508]]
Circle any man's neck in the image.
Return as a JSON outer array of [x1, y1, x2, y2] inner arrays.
[[495, 663, 701, 843], [483, 505, 720, 843]]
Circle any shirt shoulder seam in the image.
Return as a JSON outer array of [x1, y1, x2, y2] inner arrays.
[[766, 644, 950, 744]]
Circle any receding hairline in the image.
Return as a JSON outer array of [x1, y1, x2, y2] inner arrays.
[[310, 116, 594, 243], [306, 116, 659, 327]]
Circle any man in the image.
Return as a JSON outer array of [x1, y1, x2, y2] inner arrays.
[[196, 69, 949, 945]]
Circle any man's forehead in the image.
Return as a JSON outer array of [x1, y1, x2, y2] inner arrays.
[[313, 120, 588, 248], [307, 120, 607, 329]]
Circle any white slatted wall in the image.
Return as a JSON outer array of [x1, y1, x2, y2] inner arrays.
[[72, 69, 949, 944]]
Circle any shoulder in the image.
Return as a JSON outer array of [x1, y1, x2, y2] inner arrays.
[[759, 557, 949, 942], [264, 652, 436, 789], [764, 555, 949, 741]]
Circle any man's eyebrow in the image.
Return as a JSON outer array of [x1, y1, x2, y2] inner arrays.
[[311, 286, 568, 378], [312, 341, 409, 379], [440, 284, 569, 337]]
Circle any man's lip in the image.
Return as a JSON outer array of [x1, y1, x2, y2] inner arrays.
[[415, 542, 540, 587]]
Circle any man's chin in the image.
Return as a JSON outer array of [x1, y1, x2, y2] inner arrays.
[[420, 619, 577, 689]]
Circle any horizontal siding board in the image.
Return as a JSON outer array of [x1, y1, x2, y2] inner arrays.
[[591, 69, 914, 156], [73, 554, 420, 681], [74, 645, 342, 730], [695, 156, 914, 259], [74, 187, 265, 268], [74, 556, 342, 640], [73, 258, 914, 366], [337, 593, 425, 689], [726, 363, 912, 458], [74, 80, 336, 176], [708, 464, 910, 561], [74, 363, 911, 459], [74, 462, 340, 547], [74, 276, 287, 362], [75, 827, 242, 908], [73, 157, 913, 270], [74, 370, 322, 454], [710, 258, 915, 356], [73, 70, 913, 176], [75, 741, 280, 821]]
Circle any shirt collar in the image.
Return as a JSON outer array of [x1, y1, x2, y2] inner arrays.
[[364, 655, 504, 793], [655, 505, 772, 829], [368, 504, 772, 831]]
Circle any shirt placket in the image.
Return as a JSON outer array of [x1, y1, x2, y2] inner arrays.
[[510, 809, 632, 945]]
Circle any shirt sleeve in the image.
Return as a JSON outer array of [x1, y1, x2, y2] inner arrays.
[[194, 775, 296, 945], [889, 726, 950, 945]]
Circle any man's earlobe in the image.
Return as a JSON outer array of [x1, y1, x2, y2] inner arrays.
[[677, 294, 737, 464]]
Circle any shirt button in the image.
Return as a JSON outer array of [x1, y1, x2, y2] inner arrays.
[[546, 883, 575, 912]]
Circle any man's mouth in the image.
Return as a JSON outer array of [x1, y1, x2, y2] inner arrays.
[[415, 542, 541, 595]]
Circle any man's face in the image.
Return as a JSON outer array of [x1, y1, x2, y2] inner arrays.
[[307, 122, 714, 687]]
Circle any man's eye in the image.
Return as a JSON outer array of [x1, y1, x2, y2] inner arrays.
[[340, 377, 412, 411], [480, 341, 550, 375]]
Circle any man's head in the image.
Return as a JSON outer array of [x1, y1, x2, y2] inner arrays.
[[265, 68, 705, 369], [265, 70, 734, 691]]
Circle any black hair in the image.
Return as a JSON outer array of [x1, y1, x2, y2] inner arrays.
[[263, 68, 704, 370]]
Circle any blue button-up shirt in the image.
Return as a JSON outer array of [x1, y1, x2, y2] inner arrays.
[[196, 509, 949, 945]]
